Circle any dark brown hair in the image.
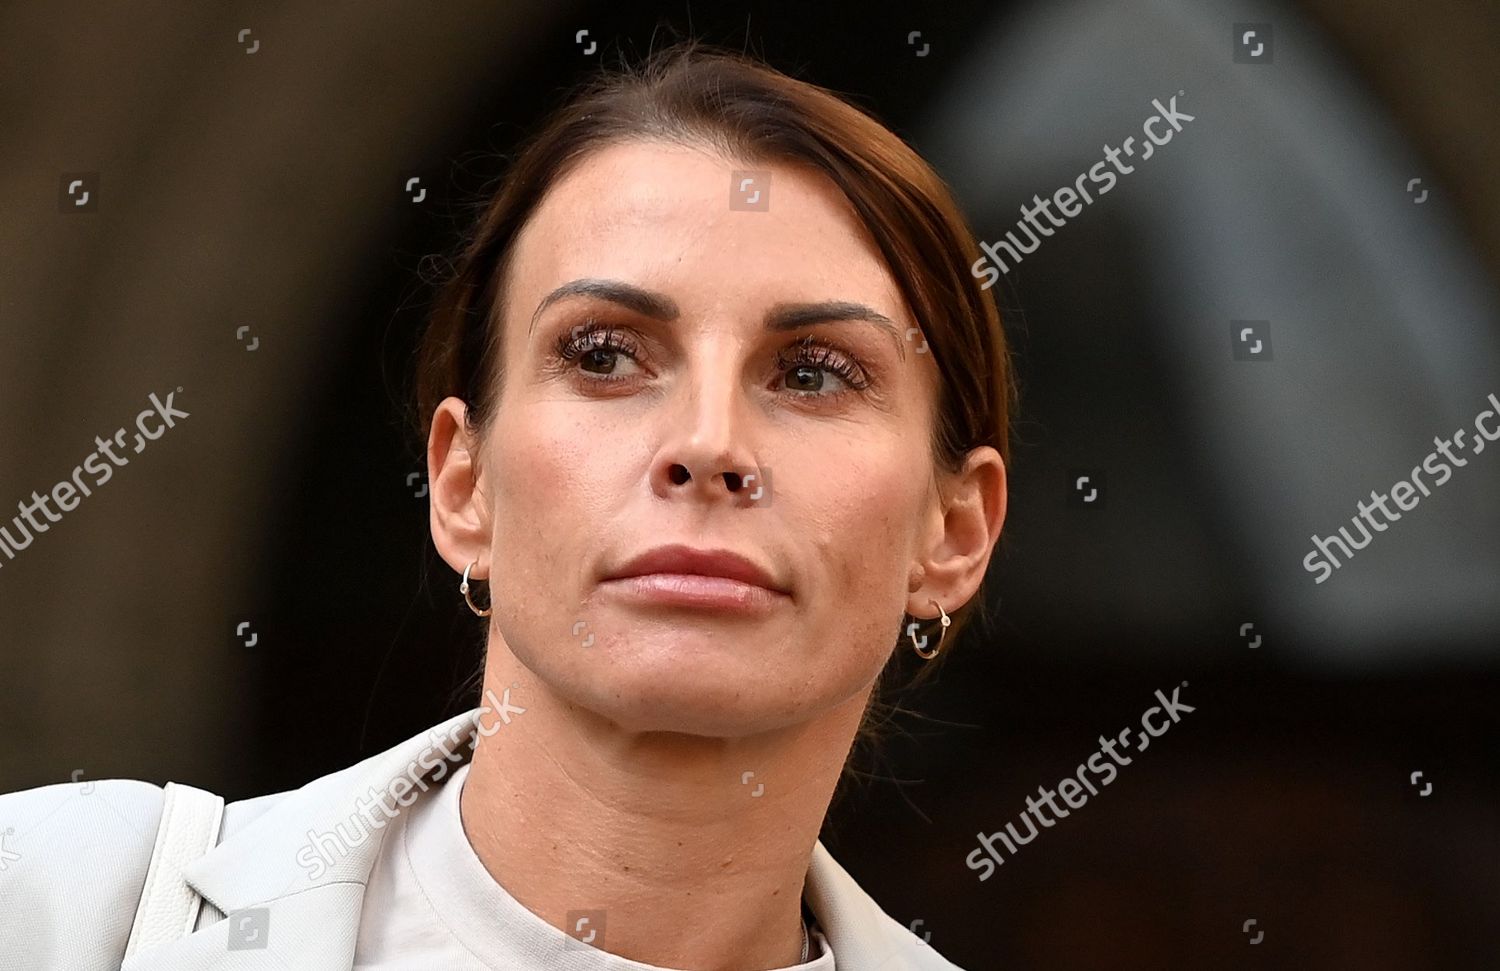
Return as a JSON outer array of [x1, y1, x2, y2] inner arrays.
[[413, 40, 1015, 770]]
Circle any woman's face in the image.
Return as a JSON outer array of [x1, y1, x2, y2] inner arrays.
[[450, 140, 978, 736]]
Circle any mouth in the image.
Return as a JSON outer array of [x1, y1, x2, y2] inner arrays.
[[599, 573, 787, 611], [600, 544, 791, 611]]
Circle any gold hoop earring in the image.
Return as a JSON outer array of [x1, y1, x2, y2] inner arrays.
[[461, 561, 492, 617], [908, 597, 950, 660]]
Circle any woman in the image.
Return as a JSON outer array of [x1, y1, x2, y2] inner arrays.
[[0, 41, 1009, 970]]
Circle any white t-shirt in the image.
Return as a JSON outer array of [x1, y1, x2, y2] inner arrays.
[[352, 761, 834, 970]]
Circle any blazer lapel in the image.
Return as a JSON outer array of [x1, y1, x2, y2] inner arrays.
[[804, 835, 953, 969], [121, 708, 485, 970]]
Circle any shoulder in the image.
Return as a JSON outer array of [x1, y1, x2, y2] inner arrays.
[[0, 777, 302, 967], [0, 711, 482, 968], [0, 779, 165, 970]]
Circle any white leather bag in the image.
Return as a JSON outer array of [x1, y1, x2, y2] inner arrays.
[[122, 782, 227, 957]]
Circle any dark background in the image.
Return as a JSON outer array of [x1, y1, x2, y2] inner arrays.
[[1, 1, 1497, 968]]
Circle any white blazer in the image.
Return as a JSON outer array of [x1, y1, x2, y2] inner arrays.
[[0, 707, 965, 970]]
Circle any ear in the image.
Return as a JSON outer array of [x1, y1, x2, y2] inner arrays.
[[908, 445, 1007, 617], [428, 396, 494, 578]]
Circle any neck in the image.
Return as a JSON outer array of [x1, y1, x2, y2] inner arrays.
[[458, 644, 868, 970]]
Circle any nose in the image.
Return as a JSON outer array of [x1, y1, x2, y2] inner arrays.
[[649, 343, 761, 504]]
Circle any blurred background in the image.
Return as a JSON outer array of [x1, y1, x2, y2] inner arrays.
[[2, 0, 1497, 967]]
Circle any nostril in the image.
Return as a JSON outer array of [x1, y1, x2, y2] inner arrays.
[[723, 471, 742, 491], [669, 464, 691, 485]]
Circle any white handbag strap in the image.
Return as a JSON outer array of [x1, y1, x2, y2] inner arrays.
[[123, 781, 227, 957]]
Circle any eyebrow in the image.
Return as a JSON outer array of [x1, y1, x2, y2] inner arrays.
[[528, 278, 907, 360]]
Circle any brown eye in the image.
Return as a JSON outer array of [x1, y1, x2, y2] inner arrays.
[[580, 346, 619, 374], [785, 365, 825, 392], [552, 319, 644, 384], [775, 337, 872, 397]]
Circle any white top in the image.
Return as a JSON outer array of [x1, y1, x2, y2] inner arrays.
[[352, 761, 835, 970]]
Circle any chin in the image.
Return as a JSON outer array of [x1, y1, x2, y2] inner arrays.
[[605, 701, 784, 737], [571, 660, 809, 737], [504, 614, 855, 735]]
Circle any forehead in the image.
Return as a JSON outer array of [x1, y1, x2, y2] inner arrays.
[[503, 140, 906, 330]]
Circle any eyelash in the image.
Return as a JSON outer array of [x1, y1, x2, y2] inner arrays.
[[550, 319, 874, 396]]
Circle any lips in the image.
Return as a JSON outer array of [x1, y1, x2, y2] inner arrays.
[[603, 543, 788, 594]]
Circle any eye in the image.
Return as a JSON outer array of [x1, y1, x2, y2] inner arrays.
[[551, 318, 644, 384], [548, 321, 875, 398], [775, 335, 873, 397]]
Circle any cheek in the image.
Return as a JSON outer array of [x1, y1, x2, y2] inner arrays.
[[486, 405, 644, 603], [816, 433, 924, 564], [483, 410, 602, 676], [801, 447, 926, 659], [486, 410, 592, 586], [491, 404, 607, 508]]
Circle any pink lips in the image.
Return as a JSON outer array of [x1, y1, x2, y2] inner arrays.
[[601, 544, 789, 611]]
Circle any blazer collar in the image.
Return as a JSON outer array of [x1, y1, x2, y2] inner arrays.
[[124, 707, 937, 970]]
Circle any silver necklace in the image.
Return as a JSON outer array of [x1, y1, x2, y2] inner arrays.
[[799, 915, 810, 963]]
